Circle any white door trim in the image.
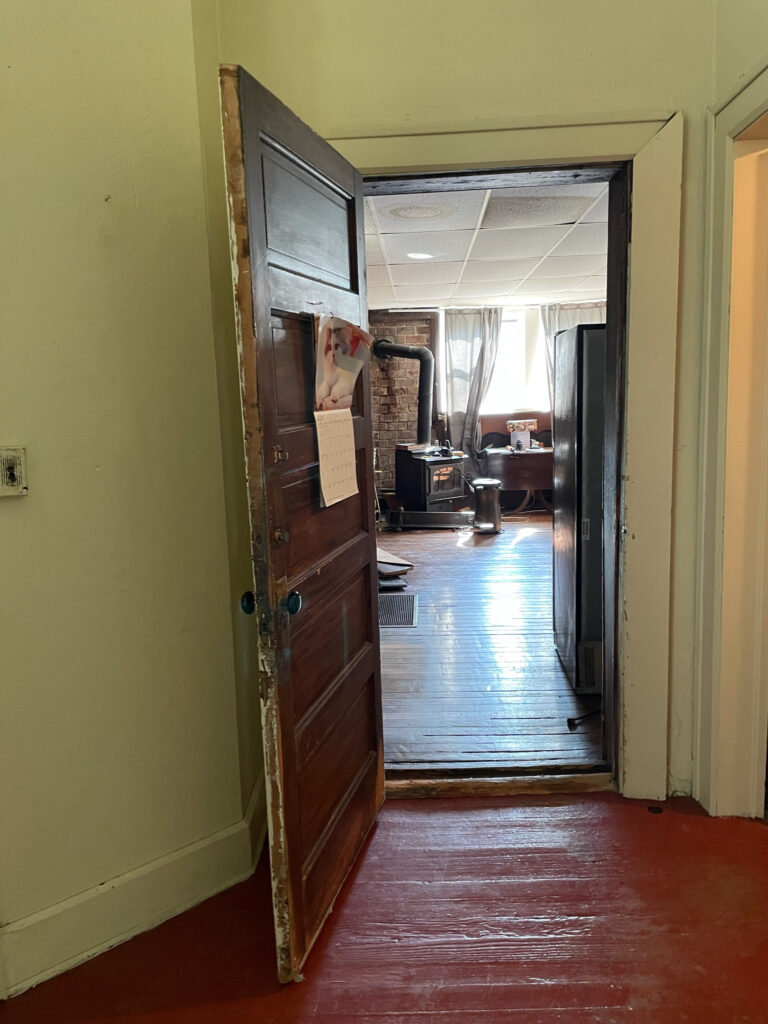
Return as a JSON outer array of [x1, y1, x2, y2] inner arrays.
[[332, 115, 683, 800], [696, 67, 768, 817]]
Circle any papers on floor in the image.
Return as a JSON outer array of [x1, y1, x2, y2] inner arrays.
[[314, 408, 357, 506], [376, 545, 414, 578]]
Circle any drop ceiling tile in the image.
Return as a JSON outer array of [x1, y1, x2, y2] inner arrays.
[[513, 288, 587, 305], [449, 298, 513, 308], [582, 190, 609, 223], [512, 276, 588, 295], [549, 222, 608, 257], [393, 283, 456, 301], [530, 255, 606, 279], [567, 275, 607, 295], [366, 264, 391, 287], [470, 225, 569, 261], [461, 258, 540, 281], [390, 261, 463, 285], [383, 230, 475, 264], [482, 194, 593, 229], [365, 234, 385, 266], [453, 282, 520, 300], [490, 183, 605, 199], [372, 191, 487, 233], [367, 286, 395, 309]]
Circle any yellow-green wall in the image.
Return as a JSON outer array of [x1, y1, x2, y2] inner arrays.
[[715, 0, 768, 107], [216, 0, 712, 134], [1, 0, 259, 995]]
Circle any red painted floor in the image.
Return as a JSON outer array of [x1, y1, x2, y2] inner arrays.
[[4, 794, 768, 1023]]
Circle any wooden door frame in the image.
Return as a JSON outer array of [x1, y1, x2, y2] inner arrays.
[[332, 114, 683, 800], [364, 162, 626, 782], [696, 68, 768, 817]]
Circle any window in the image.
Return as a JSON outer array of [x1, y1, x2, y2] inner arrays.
[[481, 309, 550, 413]]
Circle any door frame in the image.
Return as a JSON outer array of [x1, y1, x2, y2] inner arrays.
[[696, 68, 768, 817], [331, 114, 683, 800], [364, 162, 625, 780]]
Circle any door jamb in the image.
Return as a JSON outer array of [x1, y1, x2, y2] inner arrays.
[[696, 68, 768, 817]]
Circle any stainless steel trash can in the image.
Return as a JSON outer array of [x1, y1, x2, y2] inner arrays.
[[473, 477, 502, 533]]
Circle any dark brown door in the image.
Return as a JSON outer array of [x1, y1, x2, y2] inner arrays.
[[220, 66, 383, 982]]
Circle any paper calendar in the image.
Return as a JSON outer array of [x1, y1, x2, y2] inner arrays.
[[313, 408, 357, 506]]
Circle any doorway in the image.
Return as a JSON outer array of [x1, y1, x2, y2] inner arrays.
[[362, 167, 628, 781], [714, 108, 768, 817]]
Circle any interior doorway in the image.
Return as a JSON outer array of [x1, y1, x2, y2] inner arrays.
[[719, 110, 768, 818], [363, 166, 628, 781]]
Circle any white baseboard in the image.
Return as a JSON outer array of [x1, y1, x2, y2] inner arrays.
[[0, 772, 267, 998]]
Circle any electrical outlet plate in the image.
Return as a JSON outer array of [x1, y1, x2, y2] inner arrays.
[[0, 448, 28, 496]]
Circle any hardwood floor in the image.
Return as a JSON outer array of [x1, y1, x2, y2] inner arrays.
[[379, 514, 603, 773], [7, 794, 768, 1023]]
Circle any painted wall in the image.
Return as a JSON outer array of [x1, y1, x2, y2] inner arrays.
[[211, 0, 715, 796], [0, 0, 259, 996], [190, 0, 265, 815], [714, 0, 768, 108]]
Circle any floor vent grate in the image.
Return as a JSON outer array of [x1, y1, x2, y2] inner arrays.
[[379, 592, 418, 627]]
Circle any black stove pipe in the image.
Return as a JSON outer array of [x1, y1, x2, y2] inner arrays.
[[372, 338, 434, 445]]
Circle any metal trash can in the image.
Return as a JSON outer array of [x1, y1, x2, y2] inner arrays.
[[472, 477, 502, 533]]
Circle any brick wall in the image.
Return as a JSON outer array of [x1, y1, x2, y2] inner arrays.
[[369, 311, 437, 490]]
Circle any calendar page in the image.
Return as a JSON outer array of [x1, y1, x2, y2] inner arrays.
[[314, 315, 373, 411], [313, 408, 357, 507]]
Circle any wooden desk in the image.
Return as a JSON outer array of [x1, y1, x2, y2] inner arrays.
[[483, 447, 553, 512]]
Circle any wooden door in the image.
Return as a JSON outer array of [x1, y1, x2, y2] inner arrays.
[[220, 66, 383, 983]]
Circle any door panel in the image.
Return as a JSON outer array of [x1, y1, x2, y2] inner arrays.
[[301, 748, 380, 937], [262, 144, 354, 287], [270, 319, 317, 427], [290, 569, 372, 720], [282, 467, 366, 578], [220, 65, 383, 983], [297, 673, 378, 854]]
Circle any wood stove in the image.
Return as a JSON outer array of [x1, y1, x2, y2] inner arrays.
[[395, 448, 469, 512]]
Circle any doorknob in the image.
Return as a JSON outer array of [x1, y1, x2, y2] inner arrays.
[[285, 590, 302, 615]]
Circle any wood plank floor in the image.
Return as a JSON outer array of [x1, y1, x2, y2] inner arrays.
[[7, 794, 768, 1022], [379, 515, 603, 772]]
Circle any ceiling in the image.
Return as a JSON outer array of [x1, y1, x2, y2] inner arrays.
[[365, 183, 608, 310]]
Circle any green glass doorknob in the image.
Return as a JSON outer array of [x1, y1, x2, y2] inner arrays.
[[285, 590, 302, 615]]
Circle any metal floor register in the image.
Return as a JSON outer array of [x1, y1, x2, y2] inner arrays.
[[378, 592, 418, 628]]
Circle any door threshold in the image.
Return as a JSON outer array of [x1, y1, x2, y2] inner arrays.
[[384, 768, 614, 799]]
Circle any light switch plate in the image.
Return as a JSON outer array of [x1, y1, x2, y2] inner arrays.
[[0, 448, 28, 495]]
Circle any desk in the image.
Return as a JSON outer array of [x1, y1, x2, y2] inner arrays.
[[483, 447, 553, 513]]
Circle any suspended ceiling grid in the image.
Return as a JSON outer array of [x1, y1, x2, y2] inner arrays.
[[365, 183, 608, 309]]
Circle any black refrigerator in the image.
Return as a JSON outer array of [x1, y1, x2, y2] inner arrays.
[[552, 324, 606, 695]]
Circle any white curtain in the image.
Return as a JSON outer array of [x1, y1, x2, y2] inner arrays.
[[540, 302, 607, 409], [443, 307, 503, 463]]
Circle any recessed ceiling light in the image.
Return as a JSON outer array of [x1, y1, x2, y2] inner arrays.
[[407, 252, 434, 260], [391, 204, 448, 220]]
